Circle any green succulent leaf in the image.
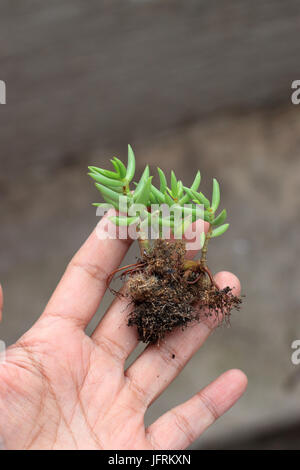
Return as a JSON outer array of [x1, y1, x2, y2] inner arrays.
[[166, 187, 174, 198], [211, 223, 229, 238], [110, 159, 121, 177], [88, 166, 119, 180], [88, 165, 101, 174], [134, 165, 150, 193], [179, 171, 201, 204], [95, 182, 128, 205], [191, 170, 201, 192], [149, 191, 157, 204], [148, 211, 173, 230], [176, 205, 204, 220], [197, 192, 211, 210], [159, 216, 174, 228], [92, 202, 115, 209], [203, 211, 212, 223], [183, 187, 211, 210], [211, 209, 227, 226], [133, 176, 153, 205], [112, 157, 127, 179], [177, 181, 184, 199], [88, 172, 124, 188], [171, 171, 178, 198], [150, 185, 165, 204], [93, 195, 120, 211], [177, 190, 190, 206], [157, 168, 167, 193], [164, 192, 175, 207], [126, 145, 136, 182], [109, 216, 140, 226], [181, 187, 193, 203], [211, 178, 220, 212]]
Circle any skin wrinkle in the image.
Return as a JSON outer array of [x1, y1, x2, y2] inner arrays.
[[74, 378, 104, 450], [0, 366, 34, 409], [16, 336, 56, 360], [69, 259, 110, 285], [79, 346, 127, 426], [94, 334, 130, 365], [123, 375, 149, 413], [89, 370, 137, 431], [59, 356, 86, 429], [145, 429, 163, 451], [42, 311, 86, 329], [5, 346, 44, 380], [80, 343, 125, 436], [170, 409, 197, 448], [23, 362, 49, 450], [8, 342, 55, 450], [25, 422, 47, 450], [39, 370, 79, 449], [89, 372, 127, 432], [1, 348, 47, 413], [116, 397, 145, 417], [50, 413, 61, 451], [68, 343, 104, 449], [63, 340, 107, 448], [126, 338, 193, 409], [196, 389, 220, 421], [14, 340, 79, 449]]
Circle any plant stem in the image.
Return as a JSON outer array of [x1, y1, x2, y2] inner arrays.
[[123, 181, 131, 196], [200, 225, 212, 268], [183, 259, 199, 271], [138, 238, 150, 255]]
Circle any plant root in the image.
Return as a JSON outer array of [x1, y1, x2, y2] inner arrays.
[[112, 239, 242, 344]]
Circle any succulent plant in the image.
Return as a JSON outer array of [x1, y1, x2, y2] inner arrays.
[[88, 145, 241, 344], [88, 145, 229, 266]]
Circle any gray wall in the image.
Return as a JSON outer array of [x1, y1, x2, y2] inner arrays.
[[1, 0, 300, 182]]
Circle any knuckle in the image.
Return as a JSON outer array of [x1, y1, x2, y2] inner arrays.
[[171, 409, 197, 446], [69, 259, 109, 283], [197, 389, 220, 421], [94, 334, 128, 364], [125, 375, 149, 411]]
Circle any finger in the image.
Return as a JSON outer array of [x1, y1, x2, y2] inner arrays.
[[41, 211, 132, 328], [183, 219, 210, 259], [125, 272, 241, 409], [0, 284, 3, 323], [168, 219, 209, 260], [91, 287, 139, 364], [146, 369, 247, 449]]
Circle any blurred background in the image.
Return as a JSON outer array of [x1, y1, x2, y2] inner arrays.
[[1, 0, 300, 449]]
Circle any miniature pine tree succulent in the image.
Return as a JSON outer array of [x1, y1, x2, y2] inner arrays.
[[88, 145, 242, 343]]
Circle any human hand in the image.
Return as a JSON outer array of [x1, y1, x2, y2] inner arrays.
[[0, 215, 247, 450]]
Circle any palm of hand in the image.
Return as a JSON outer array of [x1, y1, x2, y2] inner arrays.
[[1, 320, 151, 450]]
